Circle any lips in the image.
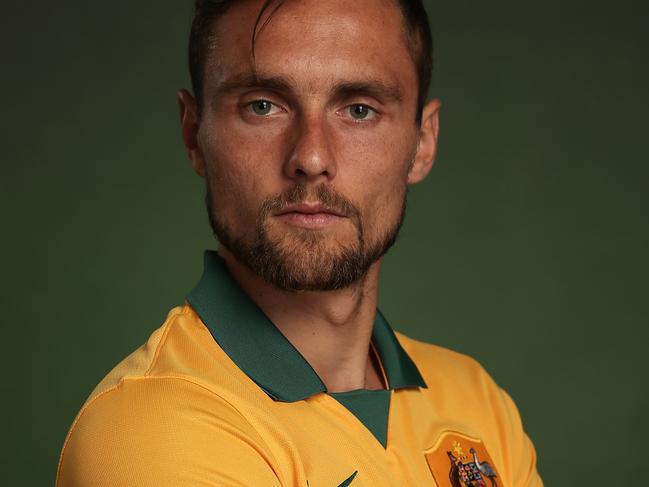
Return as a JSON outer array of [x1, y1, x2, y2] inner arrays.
[[275, 203, 345, 218], [273, 203, 347, 229]]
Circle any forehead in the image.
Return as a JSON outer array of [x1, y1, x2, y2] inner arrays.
[[205, 0, 417, 97]]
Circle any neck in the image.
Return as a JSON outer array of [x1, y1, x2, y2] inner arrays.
[[218, 247, 385, 392]]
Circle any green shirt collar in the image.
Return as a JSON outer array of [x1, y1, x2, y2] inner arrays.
[[187, 251, 426, 402]]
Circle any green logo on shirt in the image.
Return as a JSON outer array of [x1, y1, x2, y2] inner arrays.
[[338, 470, 358, 486], [307, 470, 357, 486]]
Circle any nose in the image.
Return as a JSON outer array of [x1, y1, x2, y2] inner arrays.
[[283, 114, 337, 182]]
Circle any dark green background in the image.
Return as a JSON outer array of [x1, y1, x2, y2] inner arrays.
[[2, 1, 647, 485]]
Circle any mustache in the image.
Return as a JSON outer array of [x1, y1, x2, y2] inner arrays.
[[260, 184, 361, 222]]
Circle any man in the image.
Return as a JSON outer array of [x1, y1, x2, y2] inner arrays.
[[57, 0, 542, 485]]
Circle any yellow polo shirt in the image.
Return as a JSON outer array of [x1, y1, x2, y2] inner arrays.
[[57, 251, 542, 486]]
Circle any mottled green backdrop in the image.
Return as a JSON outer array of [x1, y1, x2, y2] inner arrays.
[[2, 1, 647, 485]]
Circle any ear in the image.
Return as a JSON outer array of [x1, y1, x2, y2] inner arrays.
[[177, 89, 206, 178], [407, 98, 441, 185]]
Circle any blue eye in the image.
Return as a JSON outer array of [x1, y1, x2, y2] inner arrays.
[[348, 104, 376, 120], [248, 100, 274, 115]]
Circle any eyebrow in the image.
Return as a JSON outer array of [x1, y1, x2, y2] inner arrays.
[[214, 73, 293, 96], [333, 80, 403, 103], [212, 73, 404, 104]]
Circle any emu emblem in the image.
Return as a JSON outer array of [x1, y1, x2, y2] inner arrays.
[[425, 432, 501, 487]]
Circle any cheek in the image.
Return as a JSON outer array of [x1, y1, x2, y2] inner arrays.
[[361, 183, 407, 238], [334, 125, 415, 223], [335, 119, 416, 179], [201, 110, 288, 185], [201, 131, 272, 230]]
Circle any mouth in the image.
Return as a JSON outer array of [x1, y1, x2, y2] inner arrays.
[[274, 203, 347, 229]]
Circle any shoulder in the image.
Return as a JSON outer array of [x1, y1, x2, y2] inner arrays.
[[84, 305, 190, 403], [395, 330, 514, 419], [395, 331, 492, 386], [85, 303, 250, 402], [57, 375, 279, 486], [395, 331, 543, 487], [57, 306, 281, 487]]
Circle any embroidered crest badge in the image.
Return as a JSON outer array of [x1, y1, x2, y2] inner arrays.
[[424, 432, 501, 487]]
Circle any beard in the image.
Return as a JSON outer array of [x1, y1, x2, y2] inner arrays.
[[206, 182, 407, 292]]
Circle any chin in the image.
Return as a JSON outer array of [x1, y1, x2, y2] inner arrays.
[[211, 215, 378, 292], [252, 235, 367, 292]]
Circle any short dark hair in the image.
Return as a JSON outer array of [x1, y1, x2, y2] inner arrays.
[[188, 0, 433, 121]]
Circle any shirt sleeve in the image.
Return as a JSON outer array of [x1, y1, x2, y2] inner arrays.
[[57, 376, 283, 487], [494, 383, 544, 487]]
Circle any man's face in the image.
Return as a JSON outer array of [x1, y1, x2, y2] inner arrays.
[[189, 0, 436, 291]]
